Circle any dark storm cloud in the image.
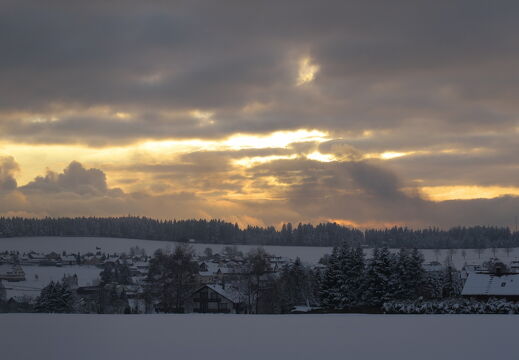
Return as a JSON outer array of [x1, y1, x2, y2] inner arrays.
[[247, 158, 428, 223]]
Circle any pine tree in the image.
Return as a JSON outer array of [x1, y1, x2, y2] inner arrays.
[[441, 258, 462, 298], [336, 245, 365, 308], [364, 247, 397, 306], [0, 280, 6, 302], [145, 245, 199, 313], [393, 248, 425, 300], [409, 248, 426, 297], [35, 281, 55, 313], [319, 247, 341, 309], [35, 280, 75, 313]]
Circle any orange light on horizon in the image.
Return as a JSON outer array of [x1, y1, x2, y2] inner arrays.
[[420, 185, 519, 201]]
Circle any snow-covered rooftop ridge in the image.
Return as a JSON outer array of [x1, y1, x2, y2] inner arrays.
[[205, 284, 243, 303], [462, 273, 519, 296]]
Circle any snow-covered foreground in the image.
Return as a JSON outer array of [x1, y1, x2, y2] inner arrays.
[[0, 314, 516, 360], [2, 236, 519, 266]]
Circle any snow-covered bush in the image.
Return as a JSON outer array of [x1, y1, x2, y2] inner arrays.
[[383, 298, 519, 314]]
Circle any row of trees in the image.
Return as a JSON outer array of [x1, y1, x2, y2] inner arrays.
[[0, 216, 518, 249], [319, 244, 462, 310]]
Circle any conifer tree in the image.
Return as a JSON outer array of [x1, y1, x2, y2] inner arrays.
[[393, 248, 425, 300], [35, 280, 76, 313], [0, 280, 6, 302], [34, 281, 54, 313], [364, 247, 397, 306], [336, 245, 365, 308], [319, 247, 341, 309]]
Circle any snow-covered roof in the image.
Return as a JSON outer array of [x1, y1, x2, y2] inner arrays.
[[198, 262, 220, 276], [205, 284, 243, 303], [462, 273, 519, 296]]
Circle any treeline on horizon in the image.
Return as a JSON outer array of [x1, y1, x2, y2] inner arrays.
[[0, 216, 518, 249]]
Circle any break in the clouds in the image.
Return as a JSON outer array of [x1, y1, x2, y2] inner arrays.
[[1, 1, 518, 228]]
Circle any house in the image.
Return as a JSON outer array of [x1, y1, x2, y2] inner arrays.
[[0, 264, 26, 282], [61, 255, 78, 265], [197, 262, 225, 285], [461, 273, 519, 301], [184, 284, 245, 314], [82, 254, 102, 265], [133, 261, 149, 274], [26, 252, 47, 265]]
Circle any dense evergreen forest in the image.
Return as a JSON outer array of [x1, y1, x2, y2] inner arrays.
[[0, 216, 517, 249]]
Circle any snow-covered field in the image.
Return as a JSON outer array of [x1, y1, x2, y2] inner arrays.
[[0, 313, 516, 360], [2, 236, 518, 266]]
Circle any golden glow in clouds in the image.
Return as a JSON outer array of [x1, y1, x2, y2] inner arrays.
[[297, 57, 320, 86]]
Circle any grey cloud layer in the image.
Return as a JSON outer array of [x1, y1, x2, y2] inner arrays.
[[1, 1, 519, 142], [1, 1, 519, 225]]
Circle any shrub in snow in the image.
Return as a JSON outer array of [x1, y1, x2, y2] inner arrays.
[[383, 298, 519, 314]]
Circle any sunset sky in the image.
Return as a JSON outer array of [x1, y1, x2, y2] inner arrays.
[[1, 1, 518, 228]]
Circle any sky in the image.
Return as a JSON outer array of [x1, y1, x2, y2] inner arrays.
[[1, 0, 518, 229]]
